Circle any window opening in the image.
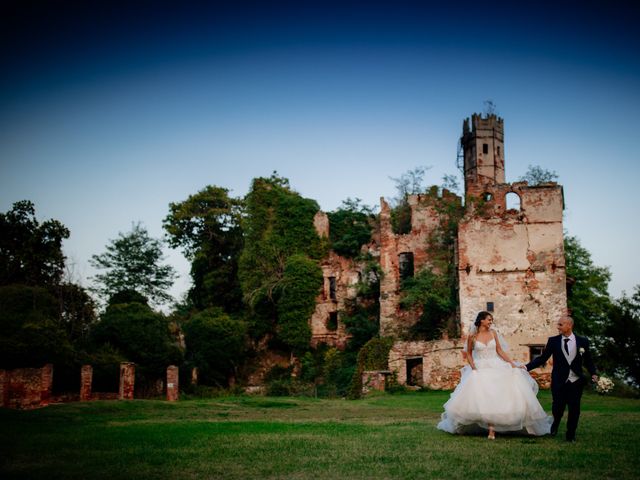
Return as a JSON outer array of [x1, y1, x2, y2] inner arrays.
[[398, 252, 414, 280], [327, 311, 338, 331], [506, 192, 521, 211], [329, 276, 337, 301]]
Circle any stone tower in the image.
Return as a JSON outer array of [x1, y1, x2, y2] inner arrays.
[[461, 114, 505, 197]]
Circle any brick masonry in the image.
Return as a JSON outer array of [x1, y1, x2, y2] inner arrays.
[[0, 364, 53, 409], [166, 365, 179, 401]]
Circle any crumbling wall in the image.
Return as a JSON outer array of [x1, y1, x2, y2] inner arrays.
[[389, 340, 464, 390], [0, 364, 53, 410], [379, 189, 461, 337], [310, 251, 359, 349], [458, 182, 565, 368]]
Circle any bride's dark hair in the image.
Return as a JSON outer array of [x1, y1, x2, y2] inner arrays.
[[474, 311, 492, 327]]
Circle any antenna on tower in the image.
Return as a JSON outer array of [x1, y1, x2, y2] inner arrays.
[[483, 100, 497, 116]]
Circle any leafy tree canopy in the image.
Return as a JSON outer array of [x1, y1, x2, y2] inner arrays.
[[181, 307, 247, 387], [239, 172, 325, 308], [0, 200, 70, 286], [164, 186, 244, 312], [0, 285, 74, 368], [518, 165, 559, 185], [91, 302, 183, 378], [90, 223, 176, 307], [327, 198, 374, 258], [564, 235, 612, 343], [601, 286, 640, 387]]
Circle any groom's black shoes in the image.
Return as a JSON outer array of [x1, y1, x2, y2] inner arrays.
[[550, 423, 559, 437]]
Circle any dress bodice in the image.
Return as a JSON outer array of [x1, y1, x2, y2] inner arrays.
[[472, 338, 498, 361]]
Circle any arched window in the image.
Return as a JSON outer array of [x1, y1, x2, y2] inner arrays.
[[506, 192, 521, 211]]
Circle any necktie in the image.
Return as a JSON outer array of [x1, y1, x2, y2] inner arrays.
[[564, 338, 570, 355]]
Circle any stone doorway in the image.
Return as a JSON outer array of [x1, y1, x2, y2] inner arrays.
[[406, 357, 423, 386]]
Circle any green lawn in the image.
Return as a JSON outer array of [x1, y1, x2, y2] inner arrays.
[[1, 390, 638, 479]]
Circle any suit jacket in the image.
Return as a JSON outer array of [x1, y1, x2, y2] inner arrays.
[[526, 334, 597, 394]]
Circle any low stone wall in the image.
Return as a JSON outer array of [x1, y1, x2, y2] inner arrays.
[[2, 362, 182, 408], [389, 339, 466, 390], [0, 364, 53, 410]]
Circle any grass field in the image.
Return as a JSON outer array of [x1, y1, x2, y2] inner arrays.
[[1, 390, 639, 479]]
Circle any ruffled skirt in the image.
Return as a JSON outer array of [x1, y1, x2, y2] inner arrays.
[[437, 358, 552, 435]]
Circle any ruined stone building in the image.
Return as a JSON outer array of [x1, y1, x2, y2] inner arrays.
[[311, 113, 564, 389]]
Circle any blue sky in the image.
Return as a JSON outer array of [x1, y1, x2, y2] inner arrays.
[[1, 1, 639, 304]]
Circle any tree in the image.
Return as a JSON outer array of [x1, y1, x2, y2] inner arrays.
[[0, 200, 70, 286], [327, 198, 374, 258], [163, 186, 244, 312], [238, 173, 325, 343], [564, 235, 612, 348], [388, 166, 431, 234], [90, 301, 183, 380], [518, 165, 559, 185], [90, 223, 176, 307], [601, 287, 640, 387], [181, 307, 247, 386], [52, 282, 97, 346], [0, 285, 74, 368]]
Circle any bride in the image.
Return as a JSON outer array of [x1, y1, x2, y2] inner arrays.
[[437, 311, 551, 439]]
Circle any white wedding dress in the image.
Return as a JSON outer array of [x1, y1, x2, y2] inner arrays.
[[437, 337, 551, 435]]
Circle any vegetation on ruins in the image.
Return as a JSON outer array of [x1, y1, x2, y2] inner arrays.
[[1, 166, 638, 397], [276, 254, 323, 352], [238, 173, 326, 346], [347, 336, 395, 399], [327, 198, 374, 258], [518, 164, 559, 185], [90, 223, 176, 307], [341, 258, 382, 350], [388, 166, 430, 234], [398, 184, 464, 341]]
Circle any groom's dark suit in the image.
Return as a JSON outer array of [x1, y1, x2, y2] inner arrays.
[[526, 334, 597, 441]]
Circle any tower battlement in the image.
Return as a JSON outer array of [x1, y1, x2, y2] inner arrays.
[[462, 113, 506, 196]]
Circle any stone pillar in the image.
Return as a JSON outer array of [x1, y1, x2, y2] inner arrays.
[[118, 362, 135, 400], [40, 364, 53, 407], [166, 365, 179, 402], [191, 367, 198, 386], [80, 365, 93, 401], [0, 369, 7, 408]]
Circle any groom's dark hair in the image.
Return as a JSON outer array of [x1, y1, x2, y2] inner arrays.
[[474, 311, 492, 327]]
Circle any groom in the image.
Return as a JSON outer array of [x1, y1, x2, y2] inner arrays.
[[526, 315, 598, 442]]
